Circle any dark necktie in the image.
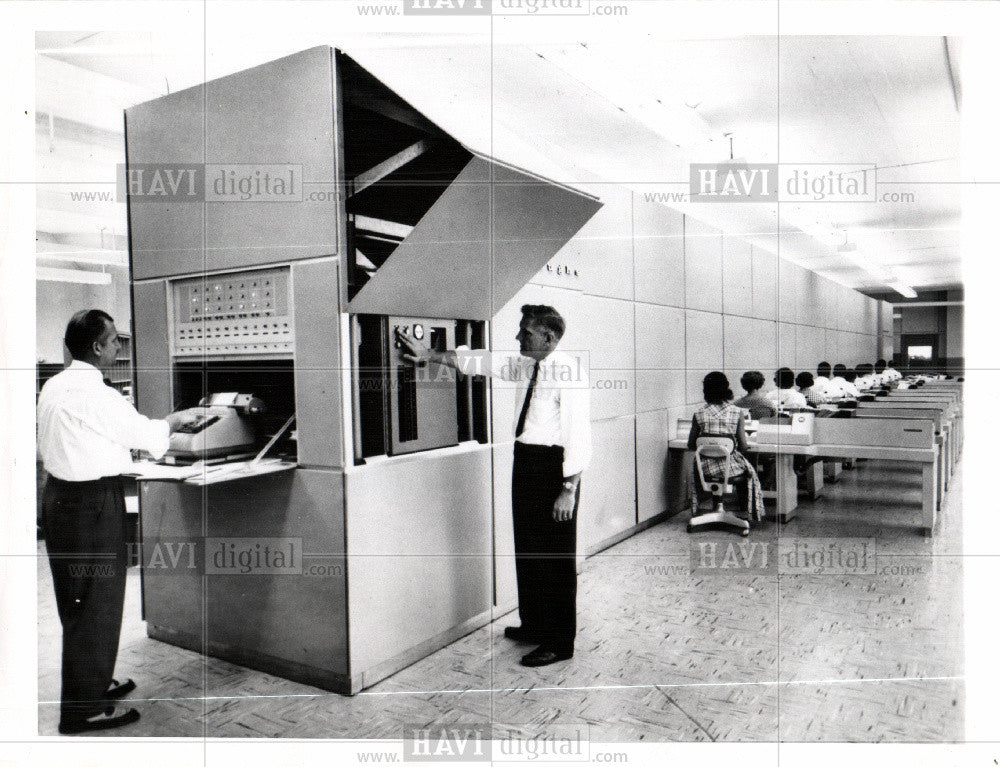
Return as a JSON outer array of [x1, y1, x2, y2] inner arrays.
[[515, 361, 539, 438]]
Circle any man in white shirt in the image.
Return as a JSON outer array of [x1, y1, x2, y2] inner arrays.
[[881, 359, 901, 382], [826, 364, 849, 398], [874, 359, 896, 386], [854, 364, 876, 390], [765, 368, 808, 409], [37, 310, 195, 734], [840, 370, 862, 398], [814, 362, 834, 398], [398, 305, 591, 668]]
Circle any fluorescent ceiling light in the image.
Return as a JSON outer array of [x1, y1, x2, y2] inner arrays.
[[888, 281, 918, 299], [36, 250, 128, 267], [37, 267, 112, 285]]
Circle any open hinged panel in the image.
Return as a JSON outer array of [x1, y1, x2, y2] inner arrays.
[[337, 50, 603, 320]]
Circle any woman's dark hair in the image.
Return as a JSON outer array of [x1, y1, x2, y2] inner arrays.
[[775, 367, 795, 389], [702, 371, 734, 405], [832, 363, 847, 377], [855, 363, 873, 377], [796, 371, 814, 389], [817, 361, 831, 377], [64, 309, 114, 360], [874, 359, 887, 373], [740, 370, 765, 394], [844, 370, 857, 383]]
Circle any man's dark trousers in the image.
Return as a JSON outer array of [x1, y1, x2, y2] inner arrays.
[[42, 475, 128, 725], [511, 442, 580, 654]]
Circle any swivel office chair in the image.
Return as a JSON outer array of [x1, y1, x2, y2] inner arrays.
[[688, 436, 750, 537]]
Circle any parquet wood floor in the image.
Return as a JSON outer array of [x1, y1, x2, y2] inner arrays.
[[37, 460, 963, 741]]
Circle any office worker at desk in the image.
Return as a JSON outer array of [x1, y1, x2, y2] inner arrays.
[[688, 372, 765, 522], [841, 369, 862, 398], [396, 304, 591, 668], [765, 367, 808, 409], [854, 363, 876, 391], [827, 364, 857, 399], [879, 358, 901, 383], [814, 361, 833, 397], [734, 370, 778, 420], [37, 310, 197, 734], [796, 371, 830, 407]]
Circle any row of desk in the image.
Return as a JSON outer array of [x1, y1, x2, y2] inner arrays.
[[667, 381, 962, 536]]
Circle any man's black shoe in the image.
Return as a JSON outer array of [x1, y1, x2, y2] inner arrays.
[[58, 706, 140, 735], [104, 678, 136, 700], [520, 646, 573, 667], [504, 626, 542, 643]]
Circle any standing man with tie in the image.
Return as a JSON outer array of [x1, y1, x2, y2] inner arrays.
[[37, 309, 196, 734], [397, 304, 591, 667]]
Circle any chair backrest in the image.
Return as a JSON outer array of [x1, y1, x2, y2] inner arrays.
[[694, 435, 734, 493]]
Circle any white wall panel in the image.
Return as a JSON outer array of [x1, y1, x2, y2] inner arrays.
[[635, 303, 686, 412], [724, 315, 777, 373], [817, 275, 838, 329], [778, 321, 797, 369], [685, 309, 724, 404], [684, 217, 723, 313], [636, 409, 670, 523], [578, 294, 635, 422], [799, 269, 821, 327], [836, 285, 855, 331], [546, 184, 633, 300], [777, 260, 804, 325], [633, 200, 684, 307], [722, 236, 753, 317], [750, 246, 778, 320], [795, 323, 827, 372], [578, 416, 637, 554]]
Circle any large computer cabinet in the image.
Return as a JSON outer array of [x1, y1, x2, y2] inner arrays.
[[126, 46, 600, 693]]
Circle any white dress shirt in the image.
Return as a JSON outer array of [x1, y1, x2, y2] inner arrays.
[[800, 385, 830, 406], [455, 347, 592, 478], [813, 375, 832, 397], [828, 376, 860, 398], [37, 360, 170, 481], [764, 388, 808, 409]]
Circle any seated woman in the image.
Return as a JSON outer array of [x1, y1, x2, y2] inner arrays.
[[841, 369, 861, 398], [765, 367, 808, 409], [734, 370, 778, 420], [796, 371, 829, 406], [687, 372, 765, 522]]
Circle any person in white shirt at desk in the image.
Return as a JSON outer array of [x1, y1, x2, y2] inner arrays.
[[874, 359, 896, 386], [880, 359, 901, 382], [37, 310, 196, 734], [796, 371, 830, 407], [765, 368, 808, 409], [854, 363, 877, 391], [687, 372, 765, 522], [840, 369, 862, 398], [813, 361, 834, 398], [827, 364, 849, 398]]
